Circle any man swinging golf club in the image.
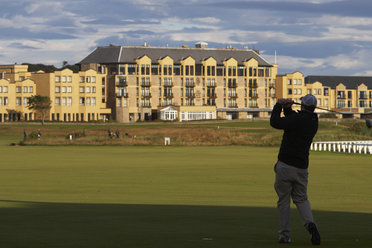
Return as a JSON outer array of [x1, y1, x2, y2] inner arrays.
[[270, 94, 321, 245]]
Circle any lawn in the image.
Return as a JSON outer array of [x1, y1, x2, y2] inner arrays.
[[0, 145, 371, 248]]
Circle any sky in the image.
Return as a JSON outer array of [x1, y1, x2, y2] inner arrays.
[[1, 0, 372, 76]]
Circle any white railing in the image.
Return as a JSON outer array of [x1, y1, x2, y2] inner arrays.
[[311, 141, 372, 154]]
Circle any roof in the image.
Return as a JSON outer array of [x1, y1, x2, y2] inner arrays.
[[79, 46, 272, 66], [305, 75, 372, 89]]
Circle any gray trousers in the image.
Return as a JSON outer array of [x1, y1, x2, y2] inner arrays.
[[274, 160, 315, 238]]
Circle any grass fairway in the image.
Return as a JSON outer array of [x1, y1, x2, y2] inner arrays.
[[0, 145, 371, 248]]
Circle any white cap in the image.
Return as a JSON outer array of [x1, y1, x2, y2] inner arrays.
[[300, 94, 317, 107]]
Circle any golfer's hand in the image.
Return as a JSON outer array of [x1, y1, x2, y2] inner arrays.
[[277, 98, 294, 108]]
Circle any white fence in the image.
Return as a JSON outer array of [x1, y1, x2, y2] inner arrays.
[[311, 141, 372, 155]]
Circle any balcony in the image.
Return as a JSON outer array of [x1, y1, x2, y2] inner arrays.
[[206, 82, 216, 87], [186, 93, 195, 98], [249, 83, 258, 88], [163, 82, 173, 87], [207, 93, 217, 98], [117, 92, 128, 98], [249, 93, 258, 98], [164, 93, 174, 98], [141, 82, 151, 87], [185, 82, 194, 87], [141, 103, 151, 108], [228, 93, 238, 98], [228, 103, 238, 108], [141, 92, 152, 97], [228, 82, 237, 88], [116, 79, 127, 86]]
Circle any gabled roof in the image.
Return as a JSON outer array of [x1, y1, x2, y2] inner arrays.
[[305, 75, 372, 89], [79, 46, 272, 66]]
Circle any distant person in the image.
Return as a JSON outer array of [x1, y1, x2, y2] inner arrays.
[[270, 94, 321, 245], [36, 129, 41, 139], [24, 130, 27, 140], [115, 130, 120, 139]]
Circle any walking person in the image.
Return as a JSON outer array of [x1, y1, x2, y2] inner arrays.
[[270, 94, 321, 245]]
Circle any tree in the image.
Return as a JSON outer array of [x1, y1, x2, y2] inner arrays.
[[27, 95, 51, 125]]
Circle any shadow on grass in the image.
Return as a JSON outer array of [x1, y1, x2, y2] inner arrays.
[[0, 200, 371, 248]]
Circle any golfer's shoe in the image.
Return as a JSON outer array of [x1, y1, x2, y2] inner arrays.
[[278, 236, 291, 244], [307, 222, 321, 245]]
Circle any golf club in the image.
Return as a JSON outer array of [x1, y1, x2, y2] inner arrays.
[[292, 102, 372, 129]]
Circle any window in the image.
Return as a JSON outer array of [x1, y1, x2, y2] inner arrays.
[[86, 86, 91, 93], [67, 86, 72, 93], [67, 76, 72, 83], [23, 97, 28, 106], [92, 86, 96, 93], [16, 86, 21, 93], [337, 100, 345, 108], [324, 88, 329, 96], [79, 97, 85, 106], [55, 97, 61, 106], [16, 97, 22, 105], [298, 89, 302, 95], [62, 97, 67, 106], [0, 86, 2, 93], [91, 76, 96, 83], [62, 76, 66, 83], [318, 89, 321, 95], [86, 77, 91, 83], [67, 97, 72, 106], [324, 99, 328, 106], [55, 76, 60, 82], [29, 86, 33, 93], [0, 97, 2, 105], [62, 86, 66, 93], [92, 97, 96, 106], [294, 89, 297, 95], [307, 89, 311, 94], [55, 86, 60, 93], [313, 89, 317, 95], [86, 97, 91, 105], [317, 99, 321, 106], [80, 87, 84, 93], [337, 91, 345, 99], [287, 79, 292, 85], [288, 89, 292, 95], [3, 97, 8, 105], [79, 76, 84, 83]]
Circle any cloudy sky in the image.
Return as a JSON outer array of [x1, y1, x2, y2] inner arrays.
[[1, 0, 372, 76]]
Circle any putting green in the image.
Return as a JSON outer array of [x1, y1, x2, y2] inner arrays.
[[0, 145, 371, 247]]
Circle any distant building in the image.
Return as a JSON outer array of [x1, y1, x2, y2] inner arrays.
[[0, 64, 111, 122], [79, 43, 278, 122], [276, 72, 372, 118]]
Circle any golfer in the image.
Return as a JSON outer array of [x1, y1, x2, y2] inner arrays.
[[270, 94, 321, 245]]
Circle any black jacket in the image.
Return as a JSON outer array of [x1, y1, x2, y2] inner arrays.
[[270, 103, 318, 169]]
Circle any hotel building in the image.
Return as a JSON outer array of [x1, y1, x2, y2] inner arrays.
[[79, 43, 278, 122]]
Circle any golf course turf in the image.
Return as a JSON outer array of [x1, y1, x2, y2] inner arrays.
[[0, 145, 371, 247]]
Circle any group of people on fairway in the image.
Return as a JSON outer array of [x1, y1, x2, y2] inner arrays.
[[270, 94, 321, 245]]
